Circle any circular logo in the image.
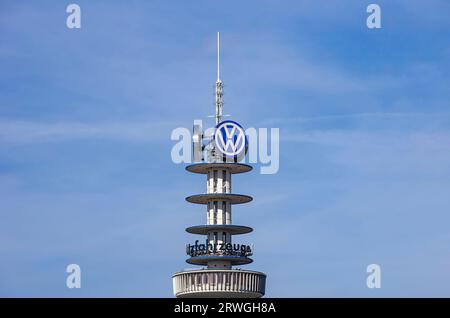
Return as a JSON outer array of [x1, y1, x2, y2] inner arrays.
[[214, 120, 247, 158]]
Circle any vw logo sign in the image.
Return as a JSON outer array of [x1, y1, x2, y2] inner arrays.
[[214, 120, 248, 159]]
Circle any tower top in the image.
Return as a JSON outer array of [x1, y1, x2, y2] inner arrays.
[[217, 32, 220, 82], [215, 32, 223, 125], [217, 32, 221, 82]]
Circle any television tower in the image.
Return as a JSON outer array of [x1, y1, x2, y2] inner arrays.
[[172, 33, 266, 297]]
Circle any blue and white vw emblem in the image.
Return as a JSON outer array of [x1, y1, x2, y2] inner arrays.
[[214, 120, 247, 158]]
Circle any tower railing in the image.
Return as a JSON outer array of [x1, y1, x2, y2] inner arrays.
[[173, 269, 266, 298]]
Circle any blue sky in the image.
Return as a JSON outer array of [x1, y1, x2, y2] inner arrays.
[[1, 0, 450, 297]]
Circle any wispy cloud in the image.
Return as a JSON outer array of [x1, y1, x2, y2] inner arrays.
[[0, 119, 177, 143], [259, 111, 450, 126]]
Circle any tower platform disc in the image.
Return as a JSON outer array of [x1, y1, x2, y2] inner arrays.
[[186, 224, 253, 235], [186, 193, 253, 204], [186, 163, 252, 174], [186, 255, 253, 266]]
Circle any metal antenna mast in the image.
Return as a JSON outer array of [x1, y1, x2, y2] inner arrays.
[[215, 32, 223, 125]]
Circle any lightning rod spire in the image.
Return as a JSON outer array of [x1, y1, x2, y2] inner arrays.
[[217, 32, 220, 81], [215, 32, 223, 125]]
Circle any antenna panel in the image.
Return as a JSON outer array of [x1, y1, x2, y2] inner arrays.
[[192, 122, 203, 162]]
